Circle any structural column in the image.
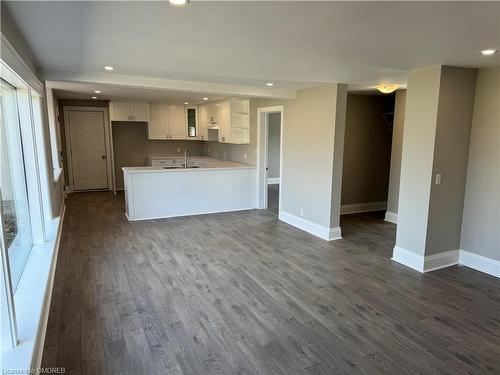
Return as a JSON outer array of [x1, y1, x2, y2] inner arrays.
[[393, 66, 477, 272]]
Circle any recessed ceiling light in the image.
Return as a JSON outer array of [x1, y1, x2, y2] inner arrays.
[[481, 49, 497, 56], [91, 96, 98, 99], [104, 66, 114, 71], [266, 82, 274, 86], [184, 102, 189, 105], [94, 90, 101, 94], [169, 0, 188, 5], [203, 97, 208, 100]]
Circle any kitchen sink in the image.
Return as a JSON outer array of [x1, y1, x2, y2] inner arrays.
[[163, 165, 201, 169]]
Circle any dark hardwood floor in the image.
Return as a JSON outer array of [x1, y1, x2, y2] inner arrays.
[[267, 184, 279, 216], [42, 192, 500, 375]]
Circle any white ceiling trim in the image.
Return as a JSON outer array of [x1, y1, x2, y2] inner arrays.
[[41, 69, 297, 99]]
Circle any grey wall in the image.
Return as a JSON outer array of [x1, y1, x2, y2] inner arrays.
[[396, 66, 478, 257], [396, 66, 442, 256], [281, 84, 347, 229], [386, 90, 406, 214], [112, 123, 204, 188], [267, 112, 281, 179], [341, 94, 394, 205], [425, 67, 477, 256], [460, 66, 500, 261]]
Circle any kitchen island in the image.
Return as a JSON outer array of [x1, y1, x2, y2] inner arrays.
[[123, 158, 256, 221]]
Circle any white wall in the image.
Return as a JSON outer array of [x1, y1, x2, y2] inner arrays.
[[460, 66, 500, 261]]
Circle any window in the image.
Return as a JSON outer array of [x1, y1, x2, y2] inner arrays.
[[0, 79, 33, 291], [187, 107, 197, 137]]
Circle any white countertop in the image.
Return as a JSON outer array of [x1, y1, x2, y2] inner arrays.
[[123, 158, 255, 174]]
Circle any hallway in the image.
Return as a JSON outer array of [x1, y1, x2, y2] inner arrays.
[[42, 192, 500, 375]]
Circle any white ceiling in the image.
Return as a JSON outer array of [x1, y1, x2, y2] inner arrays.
[[4, 1, 500, 98]]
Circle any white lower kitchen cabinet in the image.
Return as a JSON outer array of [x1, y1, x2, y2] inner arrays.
[[123, 166, 256, 220]]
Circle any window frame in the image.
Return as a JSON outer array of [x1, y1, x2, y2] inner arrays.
[[0, 60, 48, 351]]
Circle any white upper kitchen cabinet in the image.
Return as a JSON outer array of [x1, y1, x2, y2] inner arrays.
[[217, 101, 231, 143], [110, 102, 150, 122], [228, 98, 250, 144], [148, 104, 168, 140], [130, 102, 149, 122], [208, 98, 250, 144], [167, 104, 186, 139]]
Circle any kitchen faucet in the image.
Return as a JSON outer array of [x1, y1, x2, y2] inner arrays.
[[184, 148, 190, 168]]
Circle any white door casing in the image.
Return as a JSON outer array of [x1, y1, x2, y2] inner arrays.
[[64, 107, 112, 191], [256, 105, 284, 210]]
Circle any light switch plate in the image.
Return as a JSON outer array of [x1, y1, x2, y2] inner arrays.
[[435, 173, 442, 185]]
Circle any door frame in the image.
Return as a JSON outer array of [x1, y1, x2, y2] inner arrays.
[[256, 105, 284, 210], [63, 106, 112, 192]]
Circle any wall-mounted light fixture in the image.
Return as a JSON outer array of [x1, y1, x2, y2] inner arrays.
[[376, 84, 399, 94]]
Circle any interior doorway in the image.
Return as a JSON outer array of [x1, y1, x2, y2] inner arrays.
[[256, 106, 283, 215], [339, 92, 401, 239], [63, 107, 112, 192]]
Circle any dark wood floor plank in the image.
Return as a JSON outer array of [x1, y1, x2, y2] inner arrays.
[[41, 192, 500, 375]]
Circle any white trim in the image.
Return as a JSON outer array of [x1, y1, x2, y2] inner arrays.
[[0, 33, 44, 95], [459, 250, 500, 278], [31, 205, 65, 369], [392, 246, 426, 272], [384, 211, 398, 224], [424, 250, 460, 272], [267, 177, 280, 185], [340, 201, 387, 215], [391, 246, 499, 276], [279, 210, 342, 241], [256, 105, 284, 210], [2, 205, 65, 371], [63, 106, 112, 192]]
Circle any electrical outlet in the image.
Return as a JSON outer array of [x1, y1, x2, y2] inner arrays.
[[177, 147, 181, 153], [435, 173, 442, 185], [300, 209, 304, 217], [244, 153, 247, 159]]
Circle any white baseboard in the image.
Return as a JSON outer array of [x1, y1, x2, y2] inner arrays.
[[459, 250, 500, 278], [424, 250, 460, 272], [392, 246, 459, 273], [279, 210, 342, 241], [392, 246, 426, 272], [267, 177, 280, 185], [340, 201, 387, 215], [384, 211, 398, 224], [392, 246, 498, 278]]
